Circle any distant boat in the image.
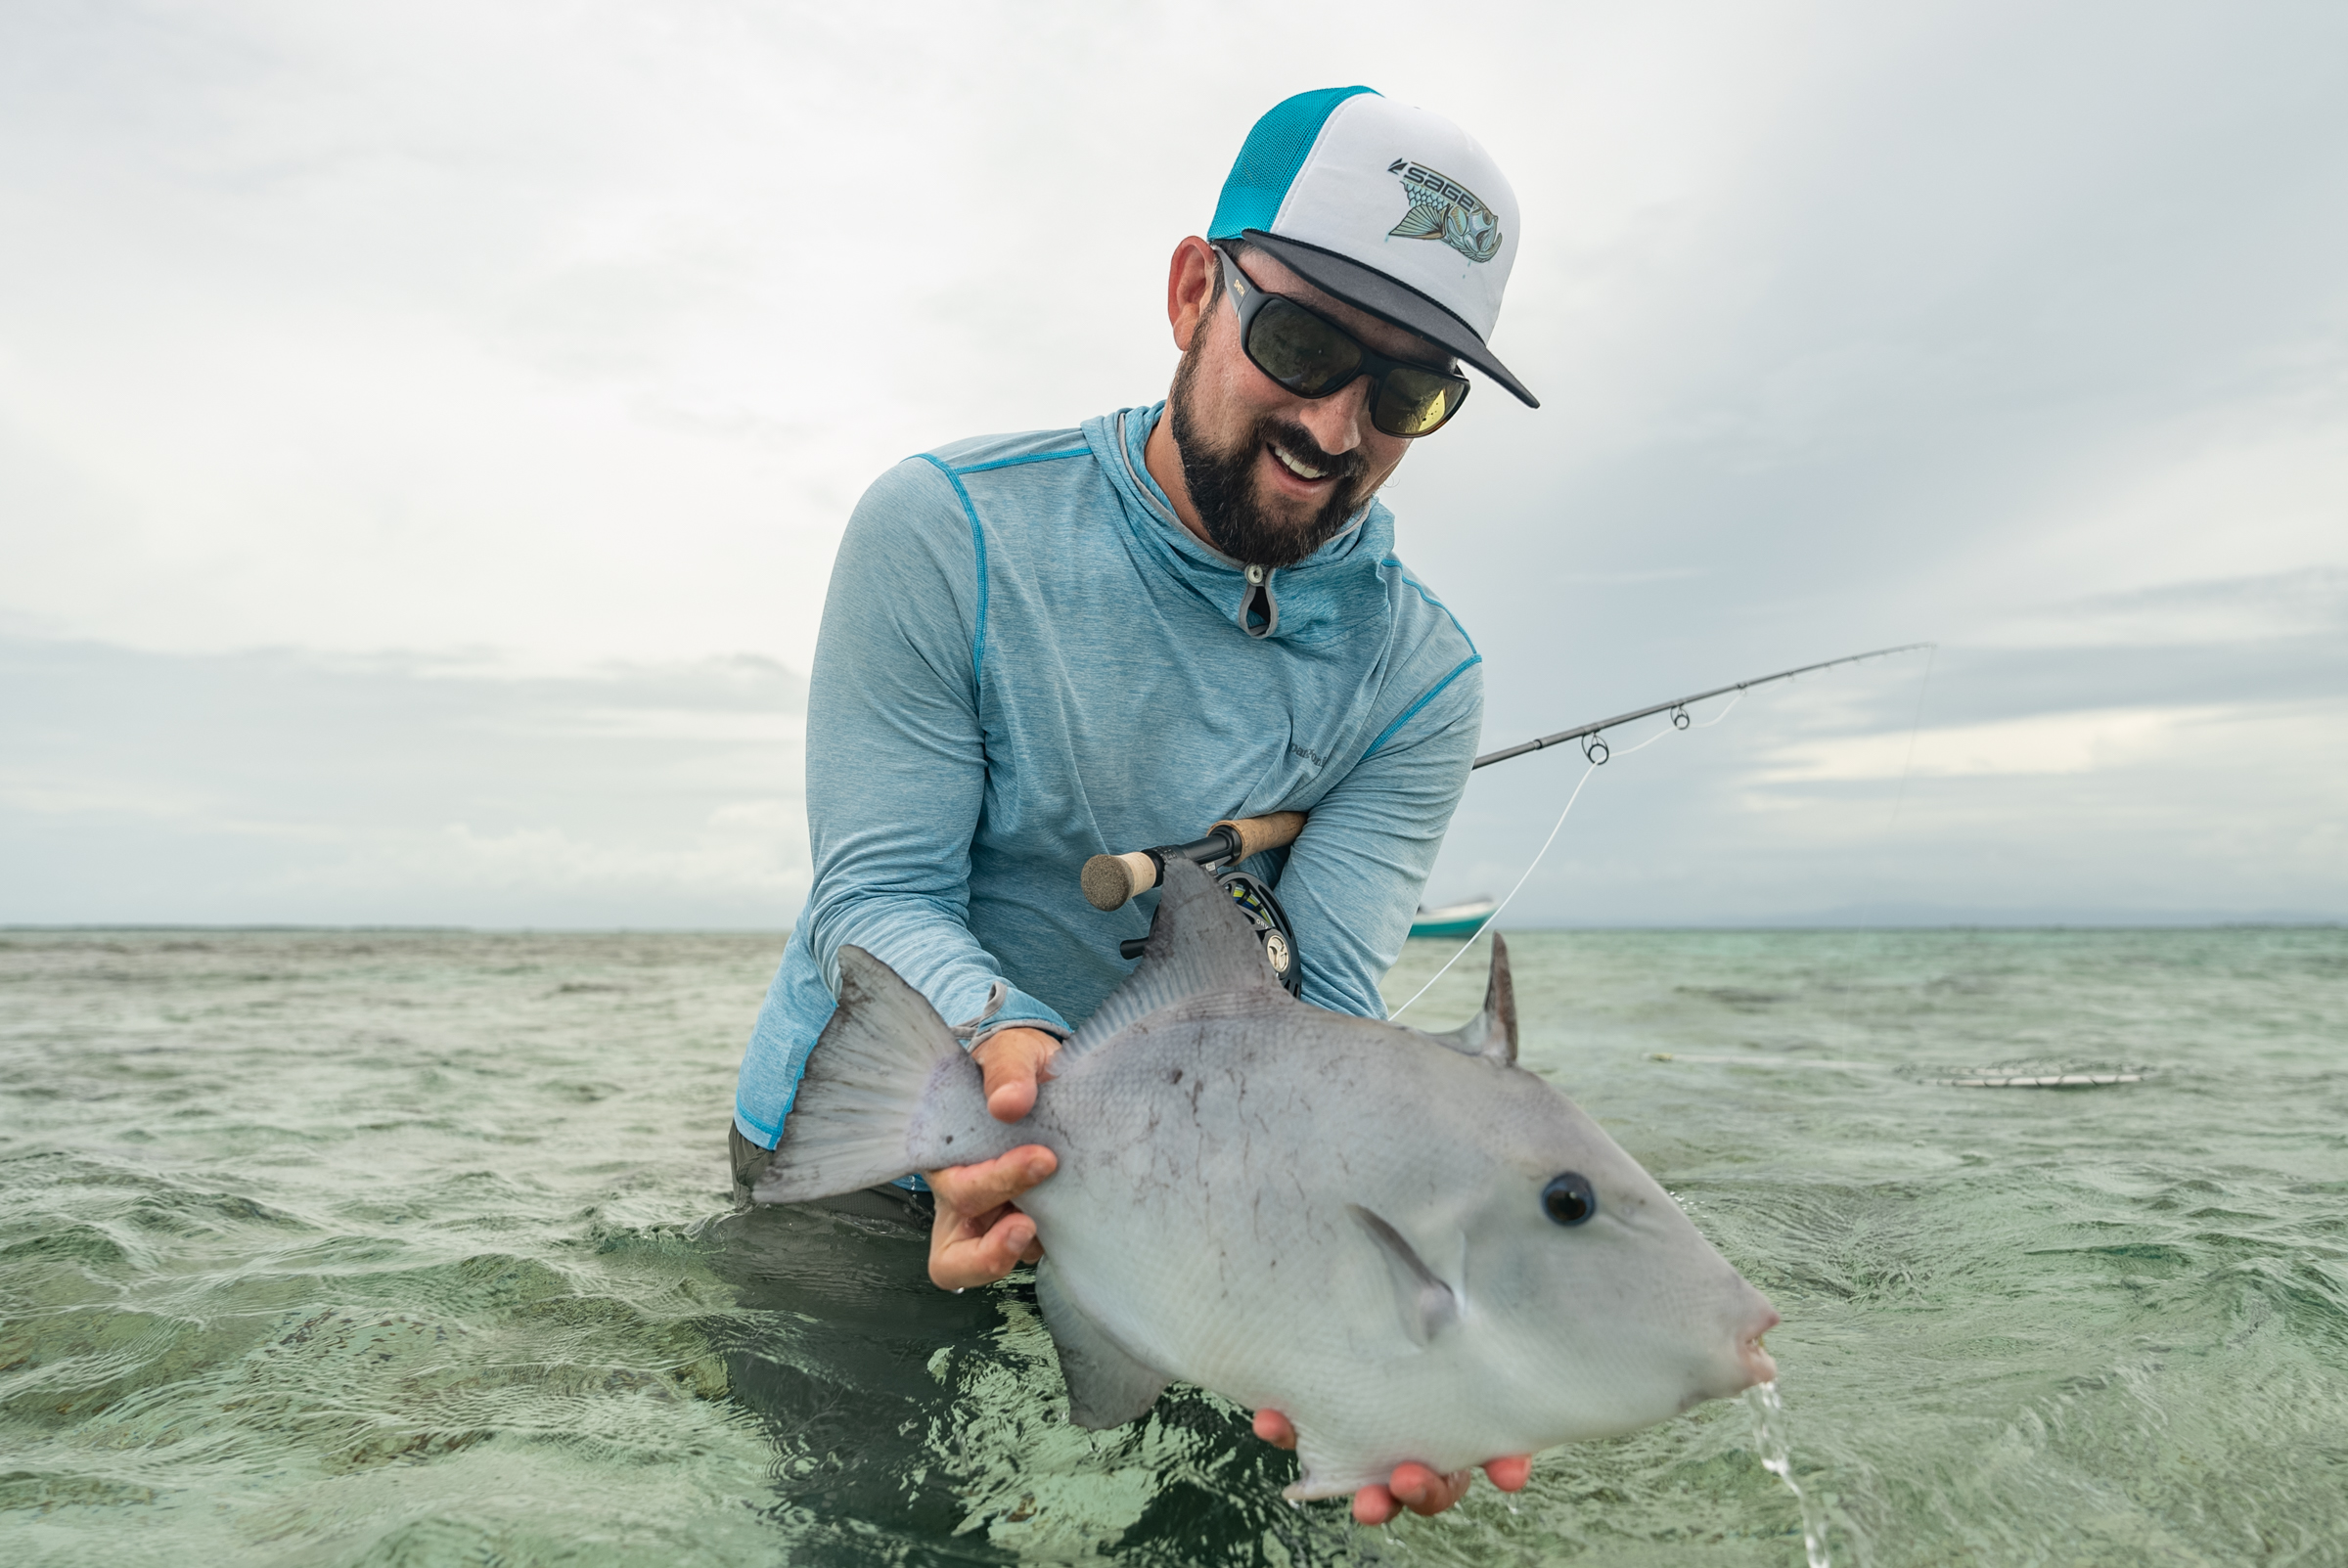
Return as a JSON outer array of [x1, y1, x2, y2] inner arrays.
[[1409, 896, 1497, 940]]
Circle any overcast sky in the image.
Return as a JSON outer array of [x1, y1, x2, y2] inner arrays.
[[4, 0, 2343, 927]]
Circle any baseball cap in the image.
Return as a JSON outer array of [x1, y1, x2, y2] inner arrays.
[[1208, 86, 1537, 409]]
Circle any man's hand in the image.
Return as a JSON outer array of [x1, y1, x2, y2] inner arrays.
[[925, 1026, 1061, 1291], [1250, 1410, 1532, 1525], [971, 1025, 1060, 1122]]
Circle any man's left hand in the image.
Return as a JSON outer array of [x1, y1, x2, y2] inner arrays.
[[924, 1025, 1062, 1290], [1250, 1409, 1532, 1524]]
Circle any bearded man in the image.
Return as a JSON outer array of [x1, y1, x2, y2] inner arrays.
[[729, 86, 1541, 1522]]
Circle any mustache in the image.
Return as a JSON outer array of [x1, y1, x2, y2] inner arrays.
[[1255, 419, 1367, 482]]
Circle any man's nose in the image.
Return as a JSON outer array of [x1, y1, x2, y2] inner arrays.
[[1289, 377, 1372, 456]]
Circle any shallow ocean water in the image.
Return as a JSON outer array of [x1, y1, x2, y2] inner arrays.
[[2, 925, 2343, 1566]]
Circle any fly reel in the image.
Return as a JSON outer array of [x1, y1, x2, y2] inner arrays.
[[1212, 868, 1302, 996]]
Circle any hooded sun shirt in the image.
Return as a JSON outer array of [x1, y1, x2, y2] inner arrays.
[[733, 403, 1483, 1150]]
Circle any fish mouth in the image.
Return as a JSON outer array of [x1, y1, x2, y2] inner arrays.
[[1736, 1303, 1782, 1388]]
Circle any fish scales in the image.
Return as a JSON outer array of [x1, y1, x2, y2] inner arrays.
[[756, 860, 1779, 1500]]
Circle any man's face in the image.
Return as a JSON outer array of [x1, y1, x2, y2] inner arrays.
[[1167, 246, 1452, 569]]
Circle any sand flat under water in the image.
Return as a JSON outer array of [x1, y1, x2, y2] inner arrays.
[[2, 926, 2342, 1566]]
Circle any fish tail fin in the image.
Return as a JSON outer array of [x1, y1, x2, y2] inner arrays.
[[750, 946, 971, 1203], [1387, 206, 1443, 239]]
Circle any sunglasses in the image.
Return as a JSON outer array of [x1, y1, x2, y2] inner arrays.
[[1213, 244, 1471, 439]]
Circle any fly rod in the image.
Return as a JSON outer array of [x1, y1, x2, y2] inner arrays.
[[1471, 643, 1934, 769], [1079, 642, 1933, 990]]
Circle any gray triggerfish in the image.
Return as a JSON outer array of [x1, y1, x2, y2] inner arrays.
[[754, 860, 1781, 1500]]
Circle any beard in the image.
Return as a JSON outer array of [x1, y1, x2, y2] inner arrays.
[[1166, 339, 1375, 569]]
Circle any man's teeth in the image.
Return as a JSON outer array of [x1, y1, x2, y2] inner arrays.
[[1269, 442, 1330, 481]]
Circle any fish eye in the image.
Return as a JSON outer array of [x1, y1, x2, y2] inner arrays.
[[1542, 1173, 1596, 1227]]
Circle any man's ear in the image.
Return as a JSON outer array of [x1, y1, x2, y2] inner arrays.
[[1166, 236, 1220, 354]]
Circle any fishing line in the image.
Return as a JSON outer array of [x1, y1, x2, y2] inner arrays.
[[1390, 722, 1677, 1020], [1886, 644, 1937, 829], [1690, 689, 1743, 729], [1389, 759, 1598, 1019], [1388, 642, 1933, 1021]]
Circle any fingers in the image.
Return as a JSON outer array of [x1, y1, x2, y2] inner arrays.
[[929, 1203, 1037, 1289], [1385, 1462, 1472, 1517], [1250, 1415, 1501, 1524], [1250, 1409, 1296, 1450], [971, 1027, 1061, 1123], [1484, 1455, 1532, 1492], [926, 1143, 1057, 1216], [1351, 1461, 1478, 1524], [925, 1143, 1059, 1291]]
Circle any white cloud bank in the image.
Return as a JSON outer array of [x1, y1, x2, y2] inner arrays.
[[1, 1, 2342, 925]]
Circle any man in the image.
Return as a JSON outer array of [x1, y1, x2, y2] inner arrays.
[[731, 86, 1539, 1524]]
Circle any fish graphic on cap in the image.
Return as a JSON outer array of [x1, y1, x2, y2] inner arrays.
[[1386, 158, 1504, 262]]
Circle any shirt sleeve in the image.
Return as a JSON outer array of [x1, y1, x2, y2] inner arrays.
[[797, 457, 1071, 1042], [1264, 657, 1483, 1021]]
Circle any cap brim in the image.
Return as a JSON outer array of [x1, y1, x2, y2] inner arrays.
[[1238, 230, 1540, 410]]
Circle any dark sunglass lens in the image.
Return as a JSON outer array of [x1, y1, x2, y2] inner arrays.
[[1374, 366, 1468, 437], [1246, 298, 1363, 396]]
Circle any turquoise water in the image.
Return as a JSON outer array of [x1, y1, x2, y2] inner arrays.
[[3, 926, 2343, 1565]]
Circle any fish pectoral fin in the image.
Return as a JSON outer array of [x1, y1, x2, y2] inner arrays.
[[1036, 1259, 1170, 1429], [1387, 206, 1444, 239], [1349, 1205, 1460, 1347]]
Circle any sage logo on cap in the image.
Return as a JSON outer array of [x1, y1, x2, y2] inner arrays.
[[1385, 159, 1503, 263]]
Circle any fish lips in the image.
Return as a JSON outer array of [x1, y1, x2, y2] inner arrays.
[[1684, 1285, 1782, 1409]]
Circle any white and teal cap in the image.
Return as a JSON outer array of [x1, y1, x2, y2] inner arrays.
[[1208, 86, 1536, 408]]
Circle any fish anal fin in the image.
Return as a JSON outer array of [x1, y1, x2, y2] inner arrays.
[[1426, 932, 1518, 1065], [1037, 1259, 1169, 1429], [1349, 1205, 1459, 1347], [1282, 1427, 1386, 1501]]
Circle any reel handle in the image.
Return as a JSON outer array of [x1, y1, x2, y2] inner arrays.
[[1079, 810, 1306, 911]]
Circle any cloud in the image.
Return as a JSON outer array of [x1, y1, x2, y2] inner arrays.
[[0, 638, 808, 925], [1760, 704, 2239, 782], [0, 2, 2342, 924]]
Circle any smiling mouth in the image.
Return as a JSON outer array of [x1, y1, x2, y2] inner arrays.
[[1267, 441, 1332, 482]]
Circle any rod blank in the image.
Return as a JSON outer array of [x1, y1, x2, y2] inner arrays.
[[1470, 643, 1933, 769]]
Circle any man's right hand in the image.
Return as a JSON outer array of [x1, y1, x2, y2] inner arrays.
[[925, 1026, 1061, 1290], [1251, 1410, 1532, 1524]]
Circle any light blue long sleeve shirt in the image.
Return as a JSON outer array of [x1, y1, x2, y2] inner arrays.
[[733, 404, 1482, 1148]]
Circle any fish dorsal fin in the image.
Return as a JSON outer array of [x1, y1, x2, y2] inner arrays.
[[1069, 859, 1288, 1053], [1349, 1205, 1459, 1347], [1426, 932, 1518, 1065]]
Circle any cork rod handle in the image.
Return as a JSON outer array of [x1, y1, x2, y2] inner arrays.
[[1080, 850, 1160, 913], [1078, 811, 1310, 913], [1209, 810, 1307, 860]]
